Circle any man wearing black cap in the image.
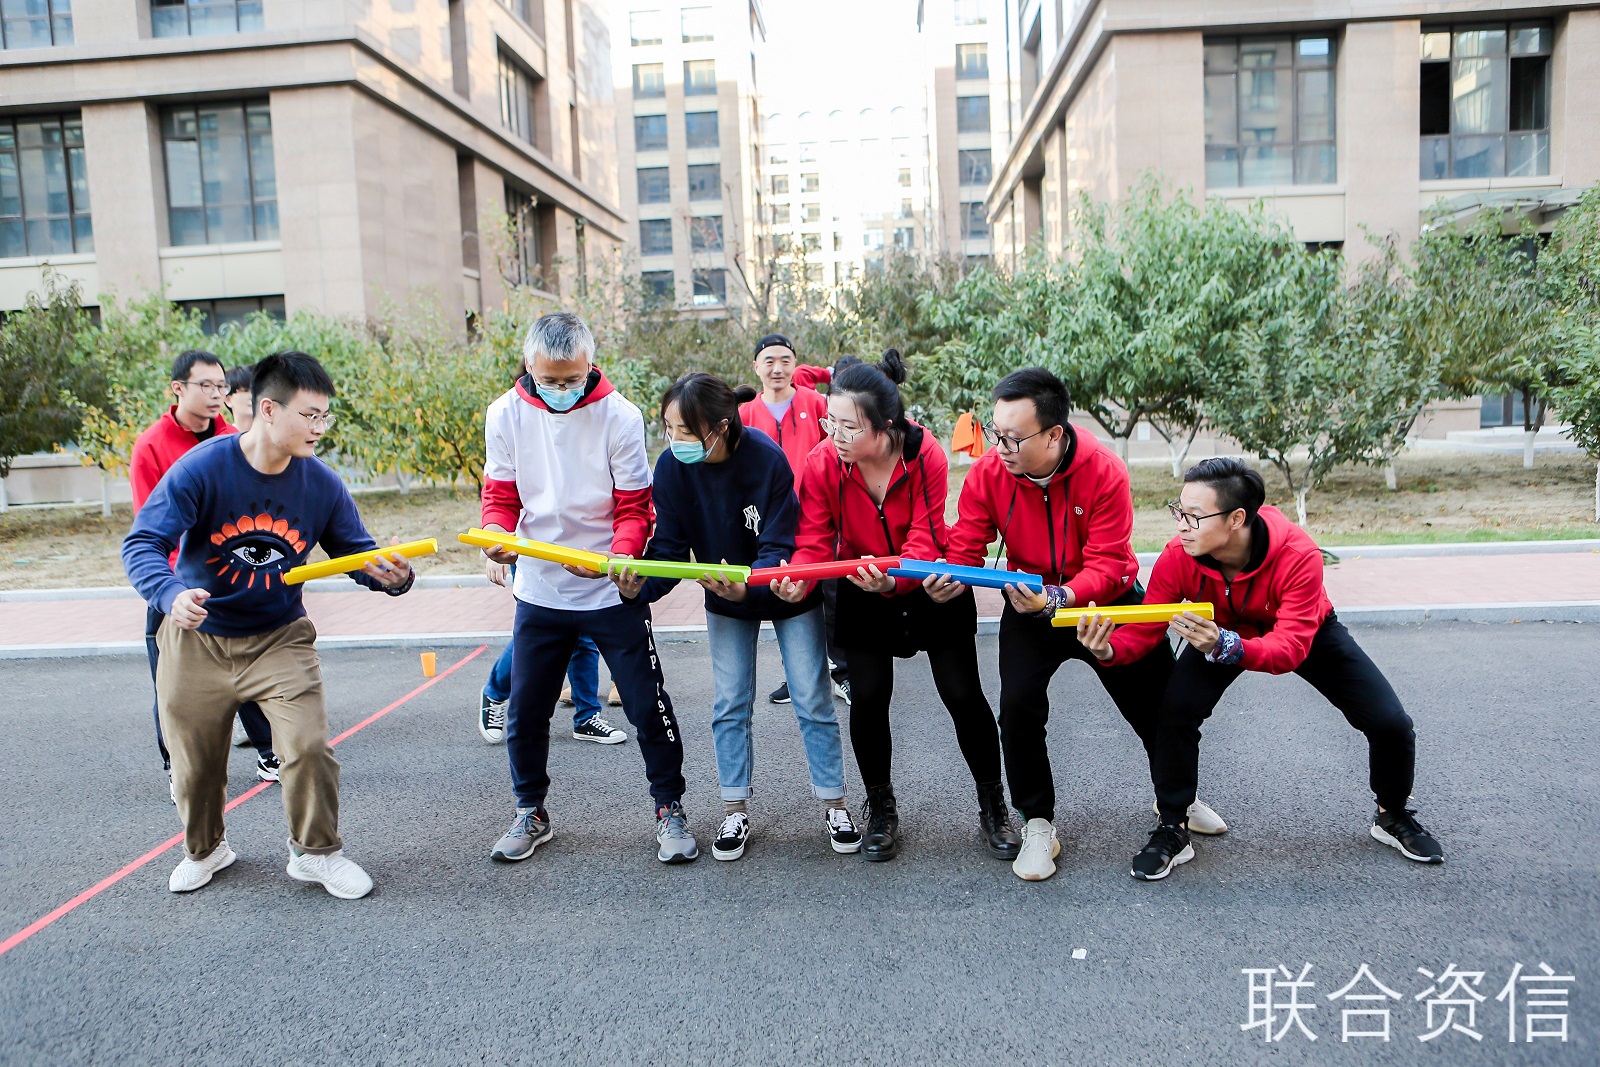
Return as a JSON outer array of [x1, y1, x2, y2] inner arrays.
[[737, 334, 850, 706]]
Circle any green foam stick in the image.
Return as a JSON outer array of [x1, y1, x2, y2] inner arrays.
[[606, 558, 752, 582]]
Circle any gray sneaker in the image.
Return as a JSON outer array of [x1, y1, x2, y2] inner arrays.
[[655, 801, 699, 864], [490, 808, 553, 863]]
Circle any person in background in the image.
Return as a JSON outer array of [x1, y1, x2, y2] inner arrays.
[[224, 363, 255, 433]]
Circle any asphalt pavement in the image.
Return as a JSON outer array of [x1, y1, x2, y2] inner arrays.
[[0, 624, 1595, 1065]]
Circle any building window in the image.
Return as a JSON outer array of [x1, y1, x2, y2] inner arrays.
[[499, 50, 540, 144], [798, 142, 817, 163], [0, 114, 92, 258], [961, 201, 990, 239], [956, 43, 988, 80], [863, 229, 884, 250], [893, 226, 914, 249], [897, 167, 912, 188], [503, 183, 543, 288], [642, 270, 674, 302], [629, 10, 661, 46], [768, 145, 788, 165], [161, 100, 276, 246], [954, 0, 985, 26], [151, 0, 261, 36], [1420, 22, 1551, 179], [685, 111, 719, 148], [680, 6, 713, 43], [771, 202, 790, 224], [634, 62, 666, 98], [684, 59, 717, 95], [801, 202, 820, 223], [801, 173, 820, 193], [833, 232, 843, 251], [770, 174, 789, 195], [1204, 35, 1336, 188], [640, 217, 673, 255], [897, 198, 913, 220], [634, 114, 668, 151], [179, 295, 285, 334], [692, 267, 725, 306], [801, 232, 821, 252], [2, 0, 72, 47], [687, 163, 720, 201], [690, 215, 723, 251], [636, 167, 671, 204], [497, 0, 534, 26], [958, 148, 992, 186], [772, 232, 792, 253], [804, 264, 824, 285], [955, 95, 990, 133]]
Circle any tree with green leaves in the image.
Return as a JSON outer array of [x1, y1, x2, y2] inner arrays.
[[0, 270, 93, 481], [1538, 187, 1600, 519]]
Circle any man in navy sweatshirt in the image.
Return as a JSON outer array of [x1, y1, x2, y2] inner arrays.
[[123, 351, 415, 899]]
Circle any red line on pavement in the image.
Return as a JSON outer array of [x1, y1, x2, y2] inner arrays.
[[0, 645, 488, 960]]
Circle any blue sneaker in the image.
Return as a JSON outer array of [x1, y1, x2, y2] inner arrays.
[[655, 801, 699, 864], [491, 808, 553, 862]]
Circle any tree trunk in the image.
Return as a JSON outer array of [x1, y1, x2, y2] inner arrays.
[[1384, 462, 1397, 491], [1523, 429, 1538, 470], [1522, 390, 1544, 470], [100, 472, 112, 519], [1594, 461, 1599, 524], [1295, 485, 1309, 526], [396, 469, 412, 495], [1114, 435, 1130, 463]]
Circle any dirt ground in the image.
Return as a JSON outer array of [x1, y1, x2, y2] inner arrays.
[[2, 450, 1595, 591]]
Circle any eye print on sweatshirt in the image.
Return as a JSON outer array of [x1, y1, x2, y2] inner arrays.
[[206, 509, 308, 589]]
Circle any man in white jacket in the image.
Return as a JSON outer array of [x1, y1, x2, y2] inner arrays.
[[478, 312, 698, 864]]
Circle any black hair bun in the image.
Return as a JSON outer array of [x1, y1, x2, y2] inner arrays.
[[733, 385, 758, 404], [878, 348, 907, 385]]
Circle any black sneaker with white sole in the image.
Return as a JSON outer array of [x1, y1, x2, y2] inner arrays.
[[769, 682, 791, 704], [712, 811, 750, 860], [256, 754, 281, 783], [1371, 807, 1444, 864], [572, 715, 626, 744], [1131, 823, 1195, 881], [478, 691, 507, 744], [833, 678, 851, 705], [826, 806, 861, 854]]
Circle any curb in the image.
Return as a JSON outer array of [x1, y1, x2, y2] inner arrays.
[[2, 602, 1595, 660]]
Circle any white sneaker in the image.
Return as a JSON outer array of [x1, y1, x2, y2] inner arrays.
[[286, 845, 374, 899], [169, 839, 236, 893], [1153, 797, 1229, 836], [1012, 818, 1061, 881]]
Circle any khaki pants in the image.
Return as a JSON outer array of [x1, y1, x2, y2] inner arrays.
[[156, 616, 342, 860]]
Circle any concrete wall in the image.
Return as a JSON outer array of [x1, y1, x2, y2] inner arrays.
[[1341, 19, 1423, 259]]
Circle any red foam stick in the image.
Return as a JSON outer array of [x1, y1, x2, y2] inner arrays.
[[748, 556, 902, 584]]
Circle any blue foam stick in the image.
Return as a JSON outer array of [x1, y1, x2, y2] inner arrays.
[[887, 559, 1045, 592]]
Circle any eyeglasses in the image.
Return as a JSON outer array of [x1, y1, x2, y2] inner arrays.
[[296, 409, 337, 433], [981, 424, 1048, 455], [1166, 501, 1229, 530], [177, 380, 229, 397], [818, 416, 861, 442]]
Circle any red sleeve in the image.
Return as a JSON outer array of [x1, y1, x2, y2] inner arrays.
[[480, 478, 522, 532], [129, 439, 161, 515], [1102, 543, 1188, 667], [1067, 465, 1138, 608], [610, 486, 653, 558], [1239, 548, 1326, 675], [892, 442, 949, 595], [945, 460, 996, 569], [792, 452, 838, 566], [792, 364, 831, 390]]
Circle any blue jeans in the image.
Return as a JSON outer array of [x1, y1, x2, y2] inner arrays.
[[485, 636, 601, 727], [705, 606, 844, 801]]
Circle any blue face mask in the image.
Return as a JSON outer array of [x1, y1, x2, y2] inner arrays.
[[670, 439, 707, 464], [536, 381, 583, 412]]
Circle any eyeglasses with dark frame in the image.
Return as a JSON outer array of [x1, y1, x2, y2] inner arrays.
[[1166, 500, 1231, 530], [980, 424, 1048, 455], [176, 379, 229, 397]]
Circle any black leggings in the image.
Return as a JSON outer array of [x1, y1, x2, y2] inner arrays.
[[845, 638, 1002, 790], [1152, 614, 1417, 823]]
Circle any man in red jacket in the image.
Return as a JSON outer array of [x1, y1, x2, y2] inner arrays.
[[940, 368, 1226, 880], [131, 349, 277, 798], [1078, 457, 1444, 881], [738, 334, 850, 706]]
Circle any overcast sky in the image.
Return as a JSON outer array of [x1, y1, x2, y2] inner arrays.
[[758, 0, 927, 116]]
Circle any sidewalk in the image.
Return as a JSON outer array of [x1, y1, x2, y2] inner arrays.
[[3, 543, 1598, 657]]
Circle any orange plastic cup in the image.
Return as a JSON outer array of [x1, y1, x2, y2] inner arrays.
[[420, 652, 437, 678]]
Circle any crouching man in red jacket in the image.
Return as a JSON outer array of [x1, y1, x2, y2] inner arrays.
[[1077, 457, 1445, 881]]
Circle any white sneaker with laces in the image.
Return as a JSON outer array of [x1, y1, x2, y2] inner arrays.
[[169, 840, 236, 893], [712, 811, 750, 861], [1152, 797, 1229, 836], [1012, 818, 1061, 881], [286, 845, 374, 899]]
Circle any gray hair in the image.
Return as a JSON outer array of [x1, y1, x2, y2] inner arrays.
[[523, 312, 596, 365]]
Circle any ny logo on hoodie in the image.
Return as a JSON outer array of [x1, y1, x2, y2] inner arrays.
[[744, 505, 761, 535]]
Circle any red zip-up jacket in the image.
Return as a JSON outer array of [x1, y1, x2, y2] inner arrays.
[[738, 386, 829, 477], [1103, 505, 1333, 674], [946, 427, 1139, 607], [793, 421, 949, 596], [130, 407, 238, 513]]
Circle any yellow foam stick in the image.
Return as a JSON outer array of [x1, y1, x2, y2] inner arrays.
[[1051, 602, 1216, 627], [457, 529, 609, 571], [283, 538, 438, 585]]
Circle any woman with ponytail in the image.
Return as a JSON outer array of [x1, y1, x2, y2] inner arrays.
[[776, 350, 1021, 862], [611, 372, 861, 862]]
